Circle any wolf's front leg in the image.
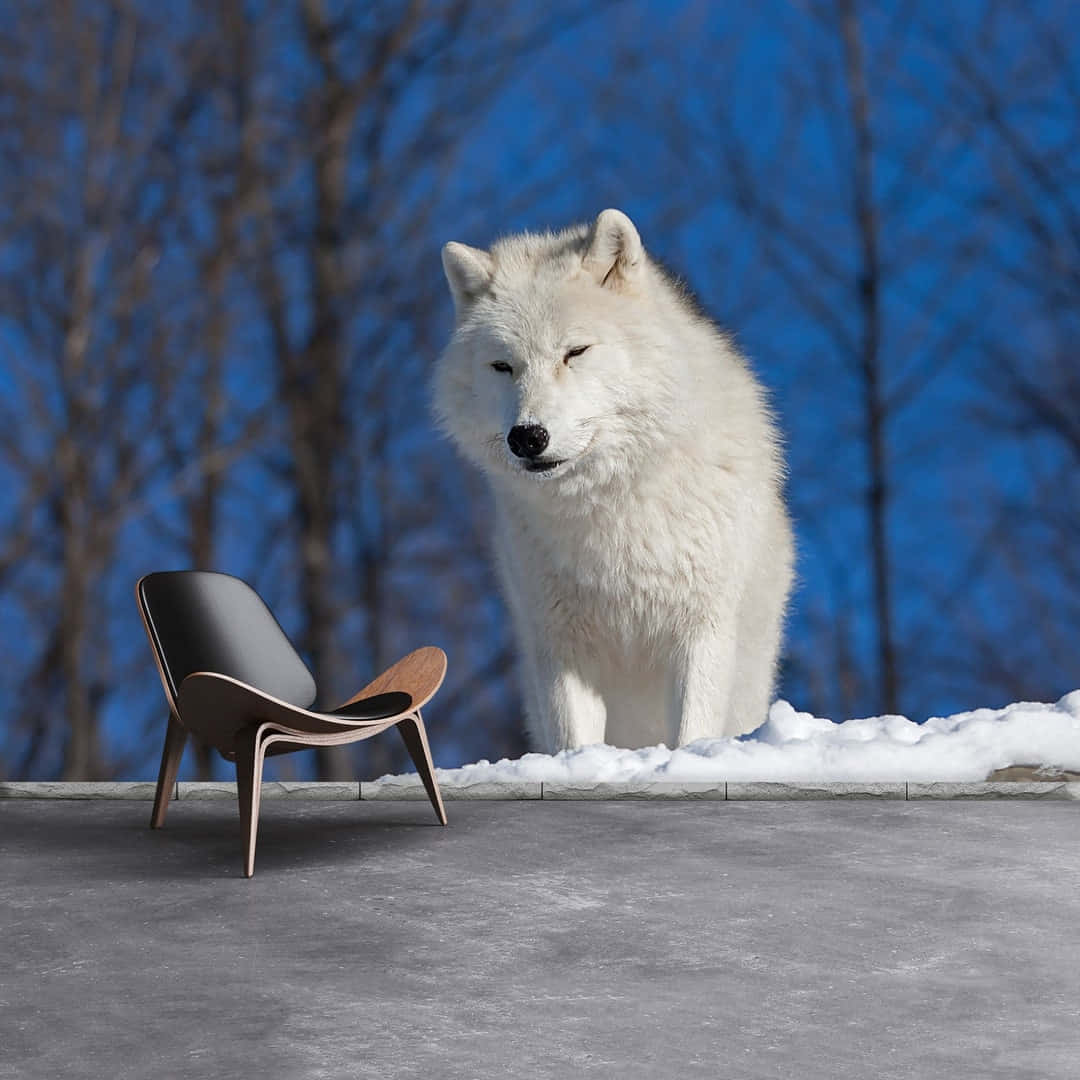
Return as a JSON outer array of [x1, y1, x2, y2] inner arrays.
[[671, 627, 737, 745], [530, 646, 607, 753]]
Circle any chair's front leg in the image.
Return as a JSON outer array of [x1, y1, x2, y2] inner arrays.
[[396, 710, 447, 826], [234, 726, 267, 878], [150, 713, 188, 830]]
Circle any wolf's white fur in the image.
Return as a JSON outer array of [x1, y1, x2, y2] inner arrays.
[[433, 209, 794, 751]]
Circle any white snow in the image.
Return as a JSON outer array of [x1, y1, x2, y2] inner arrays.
[[385, 692, 1080, 785]]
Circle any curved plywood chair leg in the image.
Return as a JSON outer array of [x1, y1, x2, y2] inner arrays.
[[396, 710, 447, 826], [150, 713, 188, 830], [234, 727, 266, 878]]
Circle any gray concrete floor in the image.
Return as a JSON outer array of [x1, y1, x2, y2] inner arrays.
[[2, 798, 1079, 1080]]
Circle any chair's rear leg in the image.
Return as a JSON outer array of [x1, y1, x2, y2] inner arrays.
[[396, 711, 447, 825], [234, 727, 265, 878], [150, 714, 188, 830]]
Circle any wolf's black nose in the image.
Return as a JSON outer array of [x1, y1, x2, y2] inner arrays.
[[507, 424, 550, 459]]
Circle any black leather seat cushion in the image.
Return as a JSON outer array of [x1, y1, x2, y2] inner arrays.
[[329, 691, 412, 722]]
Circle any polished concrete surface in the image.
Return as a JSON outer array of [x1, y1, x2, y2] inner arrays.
[[2, 798, 1078, 1079]]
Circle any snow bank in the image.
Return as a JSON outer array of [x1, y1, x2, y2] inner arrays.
[[385, 691, 1080, 785]]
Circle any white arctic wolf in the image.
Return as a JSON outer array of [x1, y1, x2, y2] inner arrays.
[[433, 209, 794, 752]]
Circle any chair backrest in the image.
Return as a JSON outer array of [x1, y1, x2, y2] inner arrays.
[[137, 571, 317, 711]]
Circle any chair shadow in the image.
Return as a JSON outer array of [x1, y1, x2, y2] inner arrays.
[[10, 799, 450, 882]]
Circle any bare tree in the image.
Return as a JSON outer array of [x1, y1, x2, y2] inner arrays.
[[930, 2, 1080, 704], [0, 0, 605, 780], [599, 0, 1003, 720], [234, 1, 616, 778], [0, 1, 207, 776], [837, 0, 898, 714]]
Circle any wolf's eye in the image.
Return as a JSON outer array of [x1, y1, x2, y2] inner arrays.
[[564, 345, 591, 364], [491, 361, 513, 374]]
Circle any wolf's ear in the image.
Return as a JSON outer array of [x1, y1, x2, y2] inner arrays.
[[584, 209, 644, 289], [442, 242, 494, 312]]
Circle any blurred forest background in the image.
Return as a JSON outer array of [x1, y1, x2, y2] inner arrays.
[[0, 0, 1077, 781]]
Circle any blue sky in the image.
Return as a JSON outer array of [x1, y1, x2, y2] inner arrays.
[[1, 0, 1077, 778]]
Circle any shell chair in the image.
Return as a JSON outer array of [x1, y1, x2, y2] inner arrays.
[[136, 570, 447, 877]]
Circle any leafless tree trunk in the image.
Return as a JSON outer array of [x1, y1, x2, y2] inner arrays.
[[594, 0, 1010, 719], [838, 0, 897, 714], [0, 1, 210, 777], [241, 1, 610, 779], [183, 0, 259, 780], [933, 5, 1080, 704]]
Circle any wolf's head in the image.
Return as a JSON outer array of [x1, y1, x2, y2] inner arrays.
[[432, 209, 699, 503]]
